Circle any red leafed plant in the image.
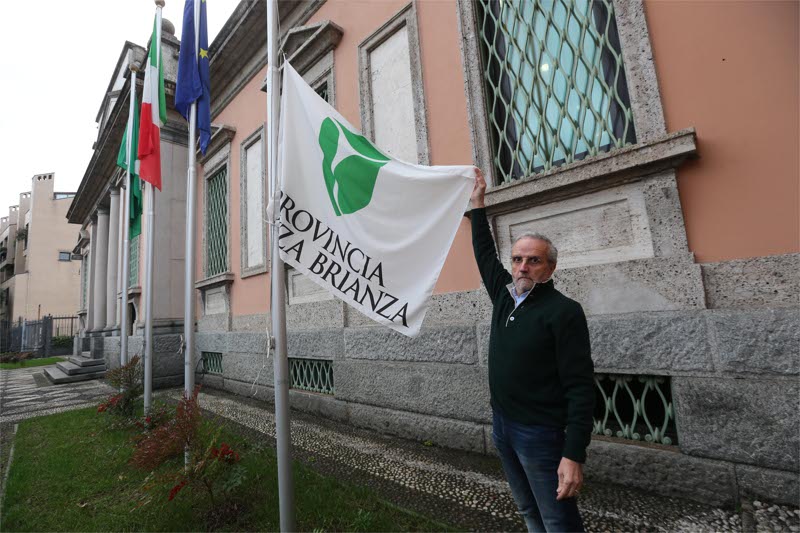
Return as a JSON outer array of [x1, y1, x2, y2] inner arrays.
[[131, 386, 246, 509], [131, 386, 202, 471], [97, 355, 143, 419], [210, 442, 241, 464], [167, 436, 245, 507]]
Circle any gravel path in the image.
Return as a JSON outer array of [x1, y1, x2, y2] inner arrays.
[[0, 366, 113, 425], [181, 388, 800, 532], [2, 371, 797, 532]]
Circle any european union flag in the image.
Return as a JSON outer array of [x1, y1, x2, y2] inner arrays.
[[175, 0, 211, 154]]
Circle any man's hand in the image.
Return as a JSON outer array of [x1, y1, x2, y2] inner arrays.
[[470, 167, 486, 209], [556, 457, 583, 500]]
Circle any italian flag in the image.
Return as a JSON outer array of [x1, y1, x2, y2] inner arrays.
[[138, 16, 167, 190]]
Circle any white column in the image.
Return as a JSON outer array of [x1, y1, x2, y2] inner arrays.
[[106, 189, 120, 329], [91, 208, 109, 331]]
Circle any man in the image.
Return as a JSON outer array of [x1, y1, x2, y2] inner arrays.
[[470, 168, 595, 533]]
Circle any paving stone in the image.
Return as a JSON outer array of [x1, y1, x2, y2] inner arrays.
[[3, 365, 795, 532], [163, 387, 766, 532], [0, 365, 113, 424]]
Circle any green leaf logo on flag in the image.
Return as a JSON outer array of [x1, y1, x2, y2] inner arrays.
[[319, 118, 390, 216]]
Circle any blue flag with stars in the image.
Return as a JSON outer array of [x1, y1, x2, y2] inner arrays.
[[175, 0, 211, 154]]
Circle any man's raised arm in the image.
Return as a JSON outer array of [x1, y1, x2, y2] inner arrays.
[[470, 169, 510, 303]]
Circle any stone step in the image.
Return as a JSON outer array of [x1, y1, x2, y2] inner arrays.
[[44, 366, 105, 385], [81, 351, 92, 358], [57, 361, 106, 376], [68, 356, 106, 368]]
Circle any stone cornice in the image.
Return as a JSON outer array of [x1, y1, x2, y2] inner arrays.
[[68, 34, 183, 226], [195, 271, 235, 290], [210, 0, 326, 118], [260, 19, 344, 93], [286, 20, 343, 75], [482, 129, 698, 216], [198, 125, 237, 165]]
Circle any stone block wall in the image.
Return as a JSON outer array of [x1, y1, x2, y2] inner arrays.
[[192, 251, 799, 507], [101, 333, 184, 389]]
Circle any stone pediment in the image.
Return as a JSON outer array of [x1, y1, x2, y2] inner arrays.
[[282, 20, 343, 76]]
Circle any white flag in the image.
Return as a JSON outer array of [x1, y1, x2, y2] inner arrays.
[[277, 62, 475, 337]]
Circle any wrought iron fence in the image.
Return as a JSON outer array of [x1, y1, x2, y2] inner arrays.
[[19, 318, 47, 353], [0, 320, 11, 353], [593, 373, 677, 445], [51, 315, 78, 337], [0, 315, 78, 356], [289, 358, 334, 395]]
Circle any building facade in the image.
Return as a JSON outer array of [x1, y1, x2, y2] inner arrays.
[[78, 0, 798, 507], [68, 34, 188, 384], [0, 174, 80, 322]]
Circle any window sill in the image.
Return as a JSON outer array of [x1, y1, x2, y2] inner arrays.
[[195, 272, 235, 290], [482, 128, 697, 214], [127, 286, 141, 297], [241, 264, 268, 279]]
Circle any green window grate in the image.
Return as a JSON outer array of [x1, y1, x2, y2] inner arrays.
[[205, 167, 228, 277], [129, 234, 140, 287], [593, 374, 677, 445], [289, 358, 334, 395], [477, 0, 636, 182], [81, 255, 89, 309], [202, 352, 223, 375]]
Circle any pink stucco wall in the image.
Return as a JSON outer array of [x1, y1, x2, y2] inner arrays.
[[645, 0, 799, 262], [306, 0, 482, 296], [197, 67, 269, 318], [200, 0, 798, 321], [201, 1, 483, 319]]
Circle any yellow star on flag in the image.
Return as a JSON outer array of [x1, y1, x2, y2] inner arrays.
[[199, 48, 209, 59]]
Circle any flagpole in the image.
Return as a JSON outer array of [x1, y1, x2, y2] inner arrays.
[[116, 137, 125, 341], [143, 178, 154, 414], [183, 0, 200, 403], [120, 57, 138, 368], [144, 0, 164, 415], [181, 0, 201, 470], [266, 0, 294, 530]]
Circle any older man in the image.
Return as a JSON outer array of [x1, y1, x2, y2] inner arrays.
[[470, 168, 594, 533]]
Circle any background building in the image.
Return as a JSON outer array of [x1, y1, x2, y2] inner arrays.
[[76, 0, 798, 508], [0, 174, 79, 322]]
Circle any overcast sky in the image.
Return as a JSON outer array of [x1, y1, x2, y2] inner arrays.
[[0, 0, 243, 214]]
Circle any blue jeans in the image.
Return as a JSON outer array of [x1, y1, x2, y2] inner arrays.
[[492, 409, 585, 533]]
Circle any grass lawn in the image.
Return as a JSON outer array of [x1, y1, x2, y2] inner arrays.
[[0, 356, 65, 370], [1, 407, 455, 532]]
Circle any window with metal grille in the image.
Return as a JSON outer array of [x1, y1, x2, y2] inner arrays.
[[81, 255, 89, 309], [202, 351, 223, 374], [129, 234, 139, 287], [593, 374, 677, 445], [315, 82, 329, 103], [205, 167, 228, 277], [477, 0, 636, 182], [289, 358, 334, 395]]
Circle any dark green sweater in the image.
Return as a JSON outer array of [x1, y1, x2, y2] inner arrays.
[[471, 208, 595, 463]]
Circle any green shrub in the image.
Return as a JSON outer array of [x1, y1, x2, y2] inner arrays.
[[51, 335, 73, 349]]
